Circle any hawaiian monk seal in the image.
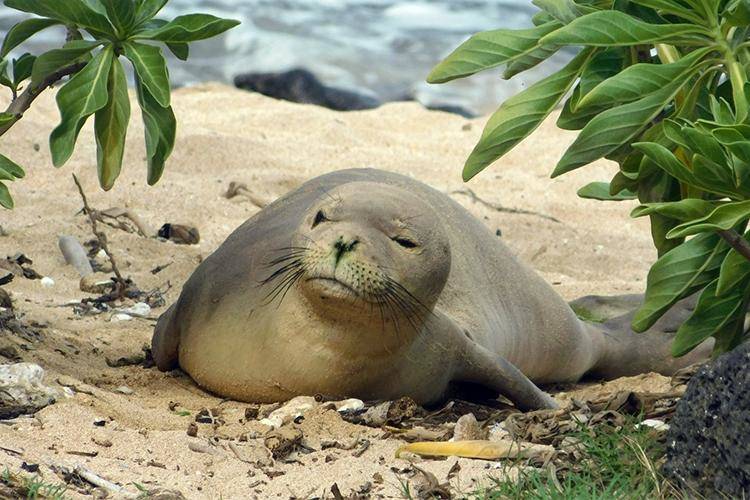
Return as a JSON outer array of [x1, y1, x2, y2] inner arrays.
[[152, 168, 708, 411]]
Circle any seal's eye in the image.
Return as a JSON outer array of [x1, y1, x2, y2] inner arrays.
[[312, 210, 327, 228], [393, 237, 418, 249]]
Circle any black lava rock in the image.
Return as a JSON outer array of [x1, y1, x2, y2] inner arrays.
[[663, 341, 750, 498], [233, 67, 476, 117], [234, 68, 381, 111]]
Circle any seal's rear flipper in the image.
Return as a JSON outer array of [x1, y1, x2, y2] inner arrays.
[[152, 303, 180, 371], [580, 294, 712, 379]]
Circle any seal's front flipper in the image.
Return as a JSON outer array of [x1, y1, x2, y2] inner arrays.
[[435, 311, 557, 411], [152, 303, 180, 371]]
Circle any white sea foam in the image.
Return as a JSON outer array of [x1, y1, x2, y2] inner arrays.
[[0, 0, 569, 114]]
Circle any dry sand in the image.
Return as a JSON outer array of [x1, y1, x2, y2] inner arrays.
[[0, 83, 669, 498]]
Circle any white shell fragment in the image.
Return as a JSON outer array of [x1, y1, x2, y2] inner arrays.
[[40, 277, 55, 288], [0, 363, 61, 418]]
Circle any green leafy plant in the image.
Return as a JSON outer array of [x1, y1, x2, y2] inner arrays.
[[0, 0, 240, 208], [429, 0, 750, 357]]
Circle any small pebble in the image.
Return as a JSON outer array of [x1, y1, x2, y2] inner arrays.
[[114, 386, 133, 395], [40, 277, 55, 288]]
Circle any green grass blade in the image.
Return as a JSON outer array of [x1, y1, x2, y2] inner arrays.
[[541, 10, 709, 46], [49, 46, 114, 167], [462, 48, 591, 180], [427, 22, 561, 84], [1, 18, 60, 59], [95, 55, 130, 190], [123, 41, 170, 108]]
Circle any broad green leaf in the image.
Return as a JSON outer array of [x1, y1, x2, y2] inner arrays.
[[30, 40, 101, 86], [692, 153, 743, 197], [0, 181, 12, 209], [166, 42, 189, 61], [540, 11, 708, 47], [717, 231, 750, 295], [681, 126, 727, 163], [101, 0, 136, 35], [135, 75, 175, 185], [709, 96, 735, 124], [577, 181, 636, 200], [532, 0, 595, 23], [557, 85, 605, 130], [631, 198, 718, 220], [668, 200, 750, 238], [134, 0, 168, 25], [552, 80, 686, 177], [672, 278, 748, 356], [712, 127, 750, 162], [725, 0, 750, 25], [632, 232, 727, 331], [577, 48, 708, 109], [503, 44, 558, 79], [95, 56, 130, 190], [0, 112, 17, 128], [427, 22, 561, 84], [462, 49, 591, 180], [123, 41, 170, 107], [12, 53, 35, 84], [49, 47, 114, 167], [0, 60, 12, 89], [630, 0, 705, 22], [4, 0, 113, 36], [1, 18, 60, 59], [134, 13, 240, 43], [638, 166, 683, 256], [610, 170, 639, 194], [578, 49, 624, 98], [0, 153, 24, 179]]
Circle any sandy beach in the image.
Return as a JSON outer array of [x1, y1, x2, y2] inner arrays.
[[0, 83, 669, 498]]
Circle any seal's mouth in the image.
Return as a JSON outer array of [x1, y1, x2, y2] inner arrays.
[[305, 276, 371, 302]]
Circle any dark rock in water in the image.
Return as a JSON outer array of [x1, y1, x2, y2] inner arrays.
[[663, 342, 750, 497], [234, 68, 381, 111], [233, 67, 476, 117], [423, 103, 476, 118]]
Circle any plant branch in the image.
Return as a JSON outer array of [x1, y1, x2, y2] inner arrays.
[[72, 174, 127, 296], [0, 61, 86, 136], [718, 229, 750, 262]]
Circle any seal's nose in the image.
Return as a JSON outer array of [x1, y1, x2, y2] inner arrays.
[[333, 237, 359, 264]]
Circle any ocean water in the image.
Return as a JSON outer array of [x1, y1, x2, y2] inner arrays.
[[0, 1, 572, 115]]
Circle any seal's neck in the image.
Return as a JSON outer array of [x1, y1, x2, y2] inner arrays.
[[277, 288, 423, 357]]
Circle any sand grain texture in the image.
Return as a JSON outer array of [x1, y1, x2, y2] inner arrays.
[[0, 84, 664, 498]]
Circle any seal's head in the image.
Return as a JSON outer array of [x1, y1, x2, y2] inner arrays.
[[262, 181, 451, 327]]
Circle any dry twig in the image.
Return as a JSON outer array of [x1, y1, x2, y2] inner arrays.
[[451, 188, 561, 223], [72, 174, 127, 297]]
